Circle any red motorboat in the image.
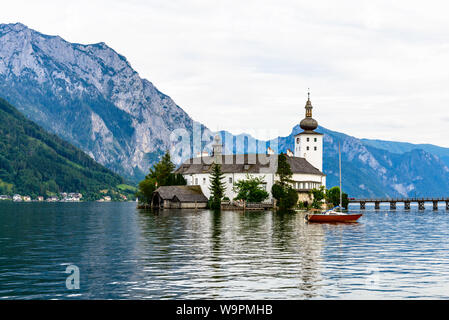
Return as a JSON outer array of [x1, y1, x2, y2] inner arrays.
[[305, 212, 362, 223]]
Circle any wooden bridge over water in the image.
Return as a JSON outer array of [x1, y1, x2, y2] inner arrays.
[[349, 198, 449, 210]]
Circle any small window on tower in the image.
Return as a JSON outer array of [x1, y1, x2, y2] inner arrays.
[[296, 138, 299, 144], [314, 146, 317, 151], [307, 138, 310, 142], [314, 138, 317, 142], [229, 177, 233, 184], [307, 146, 310, 151]]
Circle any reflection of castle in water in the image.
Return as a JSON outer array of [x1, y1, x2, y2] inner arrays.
[[137, 208, 327, 298]]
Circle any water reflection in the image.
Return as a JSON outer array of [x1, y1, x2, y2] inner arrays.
[[2, 202, 449, 299], [134, 209, 327, 299]]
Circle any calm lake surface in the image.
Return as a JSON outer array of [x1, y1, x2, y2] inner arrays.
[[1, 201, 449, 299]]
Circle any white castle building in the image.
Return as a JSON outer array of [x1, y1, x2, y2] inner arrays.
[[175, 93, 326, 203]]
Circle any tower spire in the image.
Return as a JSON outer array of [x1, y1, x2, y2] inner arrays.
[[305, 88, 313, 118]]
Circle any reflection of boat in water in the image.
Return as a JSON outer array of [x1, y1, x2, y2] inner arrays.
[[305, 142, 362, 223], [305, 206, 362, 223]]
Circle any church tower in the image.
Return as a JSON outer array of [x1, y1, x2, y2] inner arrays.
[[294, 91, 323, 171]]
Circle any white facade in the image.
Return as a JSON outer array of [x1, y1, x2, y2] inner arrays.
[[179, 94, 326, 202], [184, 171, 326, 201], [294, 133, 323, 172]]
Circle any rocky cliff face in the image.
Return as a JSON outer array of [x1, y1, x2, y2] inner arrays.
[[0, 23, 202, 181]]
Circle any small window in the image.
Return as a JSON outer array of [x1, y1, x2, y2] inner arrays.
[[314, 146, 317, 151], [195, 178, 198, 185], [306, 146, 309, 151], [229, 177, 233, 184], [296, 138, 299, 144], [314, 138, 317, 142], [307, 138, 310, 142], [203, 178, 206, 184]]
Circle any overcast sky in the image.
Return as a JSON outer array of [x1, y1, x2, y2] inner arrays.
[[2, 0, 449, 146]]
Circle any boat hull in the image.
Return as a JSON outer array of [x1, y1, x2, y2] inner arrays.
[[305, 213, 362, 223]]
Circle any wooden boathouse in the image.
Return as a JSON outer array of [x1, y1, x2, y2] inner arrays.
[[151, 186, 208, 209]]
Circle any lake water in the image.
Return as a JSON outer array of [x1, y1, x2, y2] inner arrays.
[[1, 201, 449, 299]]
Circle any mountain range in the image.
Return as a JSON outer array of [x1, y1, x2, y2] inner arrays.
[[1, 22, 448, 198], [0, 22, 209, 182]]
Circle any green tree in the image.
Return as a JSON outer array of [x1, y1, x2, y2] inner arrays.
[[276, 153, 294, 187], [326, 186, 349, 209], [272, 153, 298, 210], [137, 177, 157, 204], [148, 151, 176, 186], [233, 174, 269, 203], [209, 163, 226, 210], [310, 186, 326, 209], [271, 183, 284, 201], [278, 187, 298, 210], [137, 151, 186, 204]]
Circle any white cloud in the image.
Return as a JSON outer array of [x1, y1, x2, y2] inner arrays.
[[1, 0, 449, 146]]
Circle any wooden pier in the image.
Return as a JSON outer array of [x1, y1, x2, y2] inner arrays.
[[221, 200, 275, 211], [349, 198, 449, 211]]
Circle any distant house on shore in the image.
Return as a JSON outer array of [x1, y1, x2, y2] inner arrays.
[[151, 186, 208, 209]]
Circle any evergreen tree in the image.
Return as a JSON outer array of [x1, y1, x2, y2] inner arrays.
[[278, 187, 298, 210], [272, 153, 297, 210], [137, 151, 186, 204], [276, 153, 294, 187], [209, 163, 226, 210], [148, 151, 176, 186]]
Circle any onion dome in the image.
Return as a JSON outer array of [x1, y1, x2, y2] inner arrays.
[[300, 90, 318, 131]]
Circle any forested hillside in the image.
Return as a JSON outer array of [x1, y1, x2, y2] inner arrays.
[[0, 98, 133, 200]]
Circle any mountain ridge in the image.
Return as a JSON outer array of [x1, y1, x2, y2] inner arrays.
[[0, 22, 207, 181]]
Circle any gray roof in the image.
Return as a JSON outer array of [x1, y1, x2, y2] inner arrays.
[[175, 154, 324, 176], [153, 185, 208, 202]]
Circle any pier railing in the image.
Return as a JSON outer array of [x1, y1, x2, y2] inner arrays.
[[349, 198, 449, 210]]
